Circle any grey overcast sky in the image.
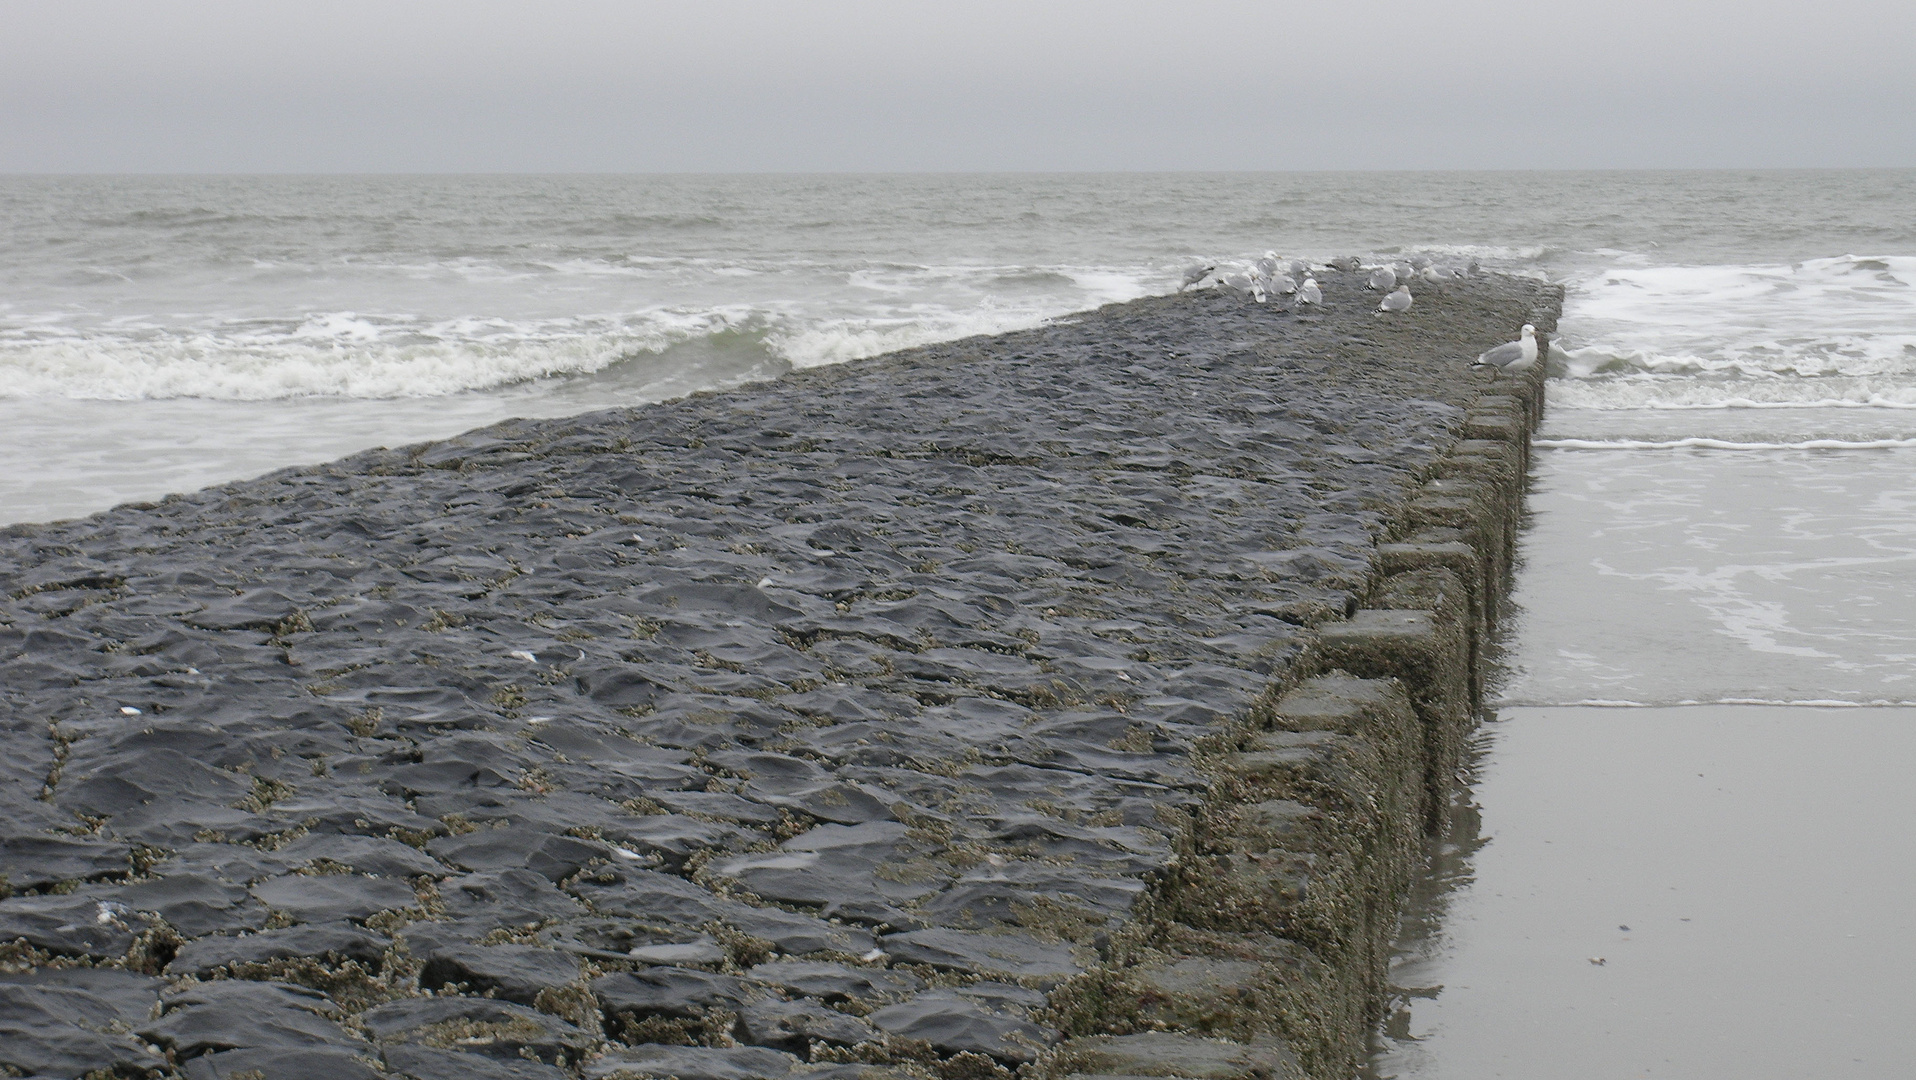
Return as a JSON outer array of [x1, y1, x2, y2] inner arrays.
[[3, 0, 1911, 172]]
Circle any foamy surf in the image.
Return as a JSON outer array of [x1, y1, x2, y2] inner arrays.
[[1535, 436, 1916, 451], [1548, 377, 1916, 411], [5, 170, 1914, 524], [0, 277, 1150, 400], [1555, 254, 1916, 384]]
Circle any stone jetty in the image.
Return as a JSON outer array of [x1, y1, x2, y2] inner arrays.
[[0, 269, 1557, 1080]]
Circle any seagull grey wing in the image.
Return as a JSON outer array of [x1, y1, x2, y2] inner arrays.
[[1474, 341, 1524, 367]]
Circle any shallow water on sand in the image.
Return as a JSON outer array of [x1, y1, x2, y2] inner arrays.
[[1369, 408, 1916, 1077], [1369, 704, 1916, 1080], [1503, 439, 1916, 708]]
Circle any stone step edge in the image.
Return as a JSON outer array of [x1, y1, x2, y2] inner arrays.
[[1035, 342, 1546, 1080]]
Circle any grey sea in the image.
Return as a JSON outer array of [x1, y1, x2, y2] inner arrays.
[[5, 172, 1916, 1076]]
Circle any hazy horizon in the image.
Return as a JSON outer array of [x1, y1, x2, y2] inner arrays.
[[6, 1, 1911, 173], [9, 166, 1916, 177]]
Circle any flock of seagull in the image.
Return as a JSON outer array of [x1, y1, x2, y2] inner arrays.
[[1176, 252, 1538, 375]]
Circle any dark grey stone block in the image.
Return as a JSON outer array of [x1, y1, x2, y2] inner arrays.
[[0, 1019, 164, 1079], [723, 905, 874, 957], [0, 893, 144, 958], [112, 872, 267, 937], [438, 868, 586, 928], [141, 980, 367, 1057], [0, 833, 131, 890], [743, 961, 922, 1002], [428, 827, 608, 882], [384, 1044, 572, 1080], [566, 866, 735, 927], [359, 997, 594, 1063], [168, 922, 392, 975], [584, 1045, 801, 1080], [184, 1046, 388, 1080], [278, 833, 450, 878], [879, 927, 1082, 985], [593, 967, 747, 1020], [251, 873, 419, 923], [867, 989, 1057, 1063], [418, 943, 582, 1004], [738, 995, 878, 1050]]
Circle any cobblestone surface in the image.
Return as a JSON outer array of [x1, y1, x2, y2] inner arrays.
[[0, 272, 1550, 1078]]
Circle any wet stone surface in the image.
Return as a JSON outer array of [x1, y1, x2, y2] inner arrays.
[[0, 276, 1546, 1077]]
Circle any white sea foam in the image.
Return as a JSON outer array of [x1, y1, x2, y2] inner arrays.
[[1536, 436, 1916, 451], [0, 311, 738, 400], [0, 256, 1162, 400], [1548, 377, 1916, 411], [1557, 255, 1916, 383], [4, 171, 1912, 525]]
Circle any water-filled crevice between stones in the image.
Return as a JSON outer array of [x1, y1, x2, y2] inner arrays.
[[0, 271, 1558, 1080]]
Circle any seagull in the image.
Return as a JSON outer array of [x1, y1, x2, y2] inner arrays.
[[1409, 254, 1432, 271], [1288, 259, 1308, 279], [1472, 324, 1539, 376], [1296, 276, 1323, 307], [1368, 266, 1397, 291], [1255, 251, 1280, 282], [1378, 285, 1412, 314], [1271, 272, 1298, 296], [1220, 270, 1258, 298], [1180, 263, 1216, 291]]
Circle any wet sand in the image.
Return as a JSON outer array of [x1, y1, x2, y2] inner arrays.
[[1372, 420, 1916, 1077], [1372, 704, 1916, 1079]]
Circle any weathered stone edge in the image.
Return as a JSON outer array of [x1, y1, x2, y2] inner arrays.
[[1035, 289, 1560, 1080]]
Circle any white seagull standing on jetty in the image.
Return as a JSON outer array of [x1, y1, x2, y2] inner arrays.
[[1271, 272, 1298, 296], [1220, 270, 1263, 301], [1255, 251, 1281, 282], [1378, 285, 1412, 314], [1288, 259, 1308, 279], [1180, 263, 1216, 291], [1296, 276, 1323, 307], [1367, 266, 1397, 291], [1472, 324, 1539, 376]]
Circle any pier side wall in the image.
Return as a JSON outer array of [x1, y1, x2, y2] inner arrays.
[[1042, 299, 1553, 1078]]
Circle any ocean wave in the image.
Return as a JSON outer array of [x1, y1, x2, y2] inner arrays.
[[0, 284, 1148, 400], [1556, 254, 1916, 386], [1535, 436, 1916, 451], [0, 309, 772, 400], [1547, 376, 1916, 411]]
